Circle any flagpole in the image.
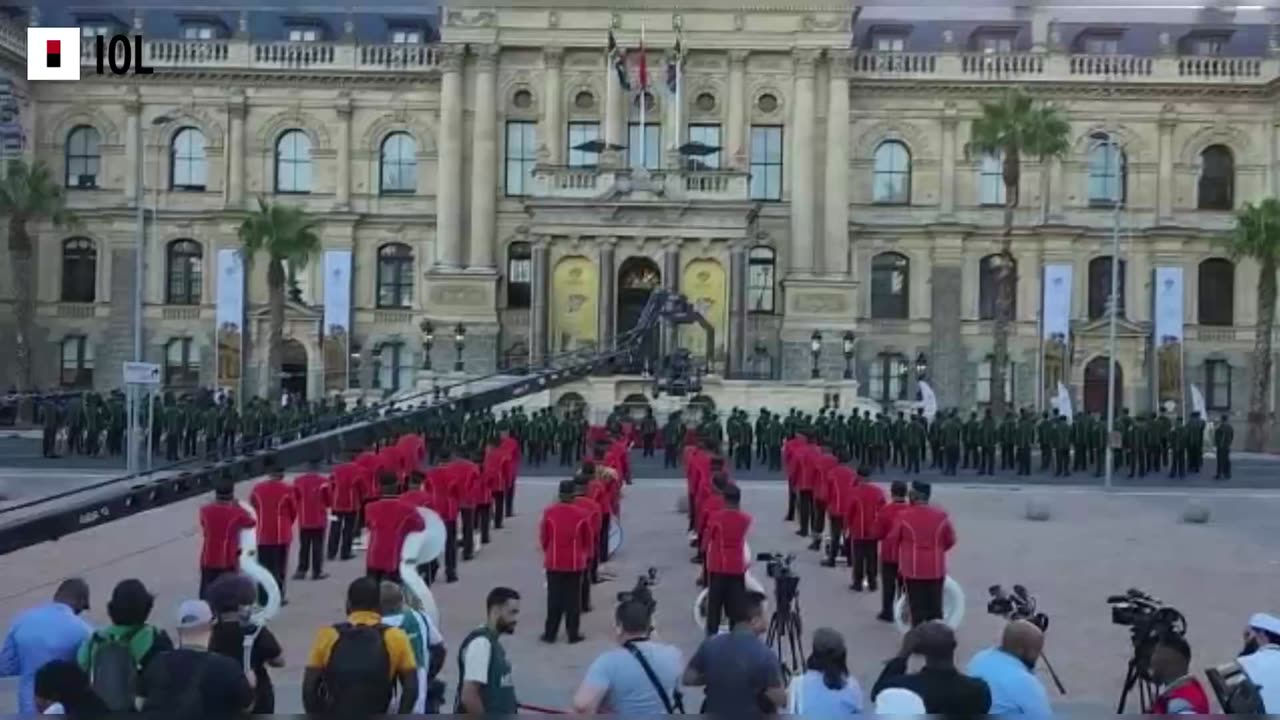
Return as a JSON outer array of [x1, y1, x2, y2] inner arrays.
[[639, 22, 646, 170], [675, 34, 682, 168]]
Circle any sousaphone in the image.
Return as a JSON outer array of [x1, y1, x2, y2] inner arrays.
[[693, 541, 767, 633], [892, 576, 967, 633], [237, 501, 282, 667], [400, 507, 447, 628]]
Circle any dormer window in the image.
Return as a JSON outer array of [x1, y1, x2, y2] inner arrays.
[[873, 33, 906, 52], [182, 23, 218, 40], [287, 26, 322, 42], [390, 28, 424, 44], [1080, 34, 1122, 55], [974, 32, 1016, 53], [1182, 31, 1230, 56], [80, 24, 113, 39]]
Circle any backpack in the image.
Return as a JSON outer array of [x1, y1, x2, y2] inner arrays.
[[321, 623, 393, 714], [87, 627, 151, 712]]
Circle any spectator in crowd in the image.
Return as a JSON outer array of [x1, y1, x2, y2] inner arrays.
[[872, 620, 991, 715], [875, 687, 927, 714], [683, 591, 787, 716], [138, 600, 254, 716], [302, 577, 419, 715], [456, 587, 521, 716], [76, 579, 173, 712], [0, 578, 92, 713], [787, 628, 862, 716], [1239, 612, 1280, 713], [1149, 633, 1210, 714], [571, 597, 683, 714], [380, 581, 446, 713], [33, 660, 107, 716], [206, 574, 284, 714], [966, 620, 1052, 717]]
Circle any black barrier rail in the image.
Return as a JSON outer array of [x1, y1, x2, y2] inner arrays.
[[0, 290, 688, 556]]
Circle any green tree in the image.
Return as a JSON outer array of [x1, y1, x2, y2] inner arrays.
[[238, 197, 320, 401], [0, 160, 77, 392], [1222, 198, 1280, 451], [968, 88, 1071, 416]]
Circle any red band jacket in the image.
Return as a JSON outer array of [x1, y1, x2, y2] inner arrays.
[[704, 508, 752, 575], [330, 464, 365, 513], [826, 466, 857, 521], [250, 479, 297, 546], [872, 501, 911, 563], [810, 453, 838, 503], [427, 467, 461, 522], [364, 497, 426, 573], [541, 502, 592, 572], [886, 504, 956, 580], [292, 473, 331, 530], [198, 501, 256, 570], [844, 481, 887, 540]]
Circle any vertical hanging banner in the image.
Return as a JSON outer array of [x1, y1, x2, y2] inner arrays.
[[1153, 266, 1185, 414], [1039, 264, 1073, 408], [214, 249, 245, 393], [322, 250, 353, 394]]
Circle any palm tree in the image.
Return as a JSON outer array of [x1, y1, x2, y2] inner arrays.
[[1222, 198, 1280, 451], [968, 88, 1071, 417], [0, 160, 77, 392], [238, 197, 320, 402]]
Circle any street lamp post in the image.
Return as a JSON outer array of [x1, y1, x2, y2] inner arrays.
[[420, 319, 434, 371], [453, 323, 467, 373], [842, 331, 856, 380], [1104, 138, 1124, 491], [809, 330, 823, 380], [915, 352, 929, 398]]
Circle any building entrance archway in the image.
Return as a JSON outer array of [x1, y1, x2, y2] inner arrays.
[[282, 338, 308, 401], [1083, 356, 1123, 415], [617, 257, 661, 372]]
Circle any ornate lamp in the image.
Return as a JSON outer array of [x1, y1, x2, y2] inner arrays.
[[842, 331, 856, 380], [454, 323, 467, 372], [809, 330, 823, 380], [419, 319, 434, 371]]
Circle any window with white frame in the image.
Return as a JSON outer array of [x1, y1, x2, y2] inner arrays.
[[170, 127, 207, 190], [379, 132, 417, 194], [627, 123, 661, 170], [748, 247, 776, 314], [979, 151, 1005, 206], [60, 336, 94, 388], [182, 24, 217, 40], [873, 34, 906, 52], [977, 357, 1015, 405], [287, 27, 321, 42], [390, 29, 423, 44], [869, 353, 909, 403], [749, 125, 783, 201], [165, 338, 199, 388], [1206, 359, 1232, 411], [274, 130, 312, 194], [873, 140, 911, 204], [504, 121, 537, 196], [506, 242, 532, 308], [687, 124, 722, 170], [81, 24, 112, 39], [374, 342, 408, 392], [567, 122, 601, 168]]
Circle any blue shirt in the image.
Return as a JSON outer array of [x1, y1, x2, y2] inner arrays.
[[582, 641, 684, 715], [793, 670, 863, 716], [0, 602, 92, 713], [965, 647, 1052, 718]]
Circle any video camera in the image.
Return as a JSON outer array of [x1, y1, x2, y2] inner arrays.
[[756, 551, 797, 580], [617, 567, 659, 613], [987, 584, 1050, 632], [1106, 588, 1187, 646]]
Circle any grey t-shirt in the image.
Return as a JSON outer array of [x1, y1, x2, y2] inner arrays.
[[688, 628, 782, 716], [582, 640, 684, 715]]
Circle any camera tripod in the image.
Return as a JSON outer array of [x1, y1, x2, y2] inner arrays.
[[765, 575, 805, 683], [1117, 654, 1161, 713]]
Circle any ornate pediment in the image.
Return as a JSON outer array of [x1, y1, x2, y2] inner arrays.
[[251, 298, 322, 321], [1072, 316, 1149, 337]]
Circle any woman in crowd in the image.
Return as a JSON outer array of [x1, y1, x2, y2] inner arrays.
[[788, 628, 863, 716]]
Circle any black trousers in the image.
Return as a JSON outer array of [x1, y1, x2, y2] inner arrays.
[[1017, 447, 1032, 475], [479, 503, 492, 545], [505, 485, 515, 517], [979, 447, 995, 475], [443, 520, 458, 580], [688, 493, 697, 532], [643, 436, 655, 457], [581, 556, 596, 609], [798, 491, 814, 536], [199, 567, 234, 601], [664, 445, 678, 468], [905, 578, 945, 627], [543, 570, 582, 640], [826, 517, 846, 564], [705, 572, 746, 636], [598, 514, 612, 561], [492, 491, 505, 527], [257, 544, 288, 603], [811, 500, 827, 535], [785, 489, 796, 522], [852, 540, 879, 589], [327, 511, 358, 560], [297, 527, 325, 577], [880, 561, 899, 618], [1216, 449, 1232, 479], [461, 508, 475, 560]]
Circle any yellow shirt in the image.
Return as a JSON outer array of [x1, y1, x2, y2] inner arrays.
[[305, 610, 417, 677]]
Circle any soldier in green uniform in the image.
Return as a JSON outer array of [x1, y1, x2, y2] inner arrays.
[[41, 398, 61, 458], [977, 409, 997, 476], [999, 412, 1017, 471], [1213, 414, 1234, 480], [222, 402, 240, 457], [905, 411, 926, 474], [1052, 412, 1071, 477], [639, 408, 658, 457], [661, 411, 682, 469], [1118, 408, 1134, 471], [940, 410, 962, 475], [1072, 412, 1091, 472], [928, 413, 942, 469], [203, 402, 220, 457], [1127, 414, 1148, 478], [1091, 411, 1108, 477], [164, 397, 182, 461], [1016, 408, 1035, 476], [1168, 416, 1187, 479], [1036, 411, 1052, 472], [1150, 411, 1171, 473], [106, 393, 125, 457], [734, 410, 753, 470], [84, 394, 103, 457], [765, 413, 783, 471], [1186, 411, 1205, 474], [558, 410, 577, 466]]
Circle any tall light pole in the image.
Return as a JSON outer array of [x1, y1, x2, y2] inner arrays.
[[1104, 136, 1124, 491]]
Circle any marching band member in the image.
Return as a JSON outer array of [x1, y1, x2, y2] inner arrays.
[[328, 460, 365, 562], [871, 481, 910, 622], [847, 469, 887, 592], [456, 449, 484, 561], [885, 482, 955, 626], [292, 460, 332, 582], [353, 450, 381, 551], [807, 445, 838, 551], [694, 472, 729, 565], [427, 464, 461, 583], [703, 483, 751, 637], [364, 470, 426, 585], [782, 433, 805, 522], [198, 479, 256, 599], [480, 438, 504, 543], [794, 437, 817, 538], [822, 462, 858, 568], [400, 470, 438, 584], [249, 457, 297, 604], [570, 471, 603, 613], [685, 442, 713, 536], [499, 430, 520, 519], [540, 480, 593, 644]]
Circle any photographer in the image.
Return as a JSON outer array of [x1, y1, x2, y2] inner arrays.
[[965, 620, 1052, 717], [570, 598, 683, 715], [1238, 613, 1280, 712], [1150, 633, 1210, 714], [683, 591, 786, 716]]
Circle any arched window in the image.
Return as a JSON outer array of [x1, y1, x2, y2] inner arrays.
[[748, 247, 776, 314], [1198, 258, 1235, 326], [376, 243, 414, 308], [379, 132, 417, 194], [61, 238, 97, 303], [869, 353, 909, 403], [1198, 144, 1234, 211], [170, 127, 207, 190], [1088, 255, 1127, 320], [164, 338, 199, 388], [873, 140, 911, 204], [165, 239, 203, 305], [978, 254, 1017, 321], [979, 151, 1005, 206], [870, 252, 909, 319], [274, 129, 312, 193], [977, 356, 1014, 405], [506, 241, 531, 308], [65, 126, 101, 188], [1087, 132, 1125, 206], [60, 335, 93, 388]]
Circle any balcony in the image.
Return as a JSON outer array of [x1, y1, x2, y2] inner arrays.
[[849, 50, 1275, 85], [530, 165, 749, 202], [0, 18, 23, 62], [76, 36, 441, 74]]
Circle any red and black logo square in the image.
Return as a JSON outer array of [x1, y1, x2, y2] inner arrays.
[[46, 39, 61, 68]]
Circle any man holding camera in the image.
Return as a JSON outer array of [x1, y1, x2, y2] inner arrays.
[[571, 598, 683, 715], [885, 481, 955, 626]]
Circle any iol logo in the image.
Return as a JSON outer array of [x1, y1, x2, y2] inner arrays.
[[28, 27, 155, 81]]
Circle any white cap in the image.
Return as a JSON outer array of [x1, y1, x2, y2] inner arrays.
[[176, 599, 213, 630], [875, 687, 927, 714], [1248, 612, 1280, 636]]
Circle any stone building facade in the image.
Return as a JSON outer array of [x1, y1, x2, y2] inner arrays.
[[0, 1, 1278, 422]]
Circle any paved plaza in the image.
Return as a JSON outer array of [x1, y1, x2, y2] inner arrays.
[[1, 468, 1279, 713]]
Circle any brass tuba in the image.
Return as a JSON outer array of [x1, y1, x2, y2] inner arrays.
[[893, 576, 967, 633], [237, 501, 282, 668], [400, 507, 448, 628], [693, 541, 767, 633]]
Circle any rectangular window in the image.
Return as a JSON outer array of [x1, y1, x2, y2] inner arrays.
[[748, 256, 775, 313], [1083, 36, 1120, 54], [749, 125, 783, 201], [874, 35, 905, 52], [976, 360, 1015, 405], [1206, 360, 1232, 411], [504, 121, 537, 196], [60, 336, 93, 388], [567, 122, 601, 168], [287, 27, 320, 42], [978, 35, 1015, 53], [182, 24, 216, 40], [81, 25, 111, 39], [390, 29, 423, 44], [376, 344, 405, 393], [349, 342, 362, 390], [1191, 38, 1224, 56], [979, 152, 1005, 206], [507, 244, 532, 308], [627, 123, 661, 170], [687, 124, 722, 170]]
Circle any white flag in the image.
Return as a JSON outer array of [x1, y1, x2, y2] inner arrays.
[[918, 381, 938, 422], [1055, 382, 1073, 423]]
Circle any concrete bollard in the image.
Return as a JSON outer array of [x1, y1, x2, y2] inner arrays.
[[675, 494, 689, 515], [1024, 499, 1052, 522], [1181, 501, 1211, 524]]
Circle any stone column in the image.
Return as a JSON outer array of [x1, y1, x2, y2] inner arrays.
[[1157, 110, 1176, 222], [529, 237, 550, 366], [1046, 157, 1065, 221], [597, 239, 616, 347], [663, 239, 681, 357], [226, 97, 246, 208], [727, 50, 748, 169], [469, 45, 499, 269], [334, 95, 352, 210], [436, 45, 466, 268], [542, 47, 564, 164], [125, 99, 140, 204], [823, 50, 851, 274], [729, 242, 748, 376], [940, 103, 958, 218], [789, 49, 818, 275]]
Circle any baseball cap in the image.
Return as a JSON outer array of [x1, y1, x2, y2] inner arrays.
[[876, 688, 926, 714], [176, 599, 213, 630]]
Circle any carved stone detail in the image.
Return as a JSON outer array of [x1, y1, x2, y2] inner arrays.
[[440, 45, 466, 73], [429, 284, 488, 307], [543, 46, 565, 68], [792, 49, 820, 78], [473, 44, 500, 73], [790, 292, 850, 314]]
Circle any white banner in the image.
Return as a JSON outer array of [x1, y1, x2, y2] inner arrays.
[[322, 250, 353, 394], [1041, 264, 1073, 340], [918, 380, 938, 422], [214, 249, 245, 392], [1153, 266, 1186, 412], [1055, 381, 1074, 423]]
